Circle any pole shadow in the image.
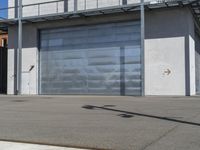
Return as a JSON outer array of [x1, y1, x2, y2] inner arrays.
[[82, 105, 200, 127]]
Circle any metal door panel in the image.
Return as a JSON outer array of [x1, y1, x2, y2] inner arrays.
[[195, 34, 200, 95], [40, 21, 141, 95]]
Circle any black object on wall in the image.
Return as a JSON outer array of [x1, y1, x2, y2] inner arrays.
[[0, 47, 7, 94]]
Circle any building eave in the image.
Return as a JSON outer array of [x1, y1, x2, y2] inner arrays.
[[0, 0, 200, 29]]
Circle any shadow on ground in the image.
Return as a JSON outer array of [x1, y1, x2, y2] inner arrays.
[[82, 105, 200, 126]]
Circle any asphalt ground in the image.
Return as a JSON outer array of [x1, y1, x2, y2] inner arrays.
[[0, 95, 200, 150]]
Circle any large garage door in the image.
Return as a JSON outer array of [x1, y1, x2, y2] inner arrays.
[[39, 21, 142, 95], [196, 34, 200, 95]]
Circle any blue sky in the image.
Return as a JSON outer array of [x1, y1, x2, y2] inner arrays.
[[0, 0, 8, 18]]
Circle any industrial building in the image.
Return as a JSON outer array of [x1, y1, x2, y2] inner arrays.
[[0, 0, 200, 96]]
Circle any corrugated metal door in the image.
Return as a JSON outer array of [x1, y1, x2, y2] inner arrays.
[[39, 21, 142, 95], [196, 34, 200, 95]]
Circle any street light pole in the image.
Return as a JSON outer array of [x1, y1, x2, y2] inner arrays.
[[140, 0, 145, 96], [16, 0, 22, 95]]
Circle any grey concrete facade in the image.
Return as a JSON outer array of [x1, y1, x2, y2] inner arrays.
[[7, 6, 199, 96], [145, 7, 196, 96]]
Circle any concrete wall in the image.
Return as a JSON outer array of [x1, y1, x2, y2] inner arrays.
[[8, 25, 38, 94], [7, 7, 197, 96], [145, 7, 196, 96]]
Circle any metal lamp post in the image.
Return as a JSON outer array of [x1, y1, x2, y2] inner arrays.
[[140, 0, 145, 96], [15, 0, 22, 95]]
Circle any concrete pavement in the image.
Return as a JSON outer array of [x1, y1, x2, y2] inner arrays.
[[0, 95, 200, 150], [0, 141, 87, 150]]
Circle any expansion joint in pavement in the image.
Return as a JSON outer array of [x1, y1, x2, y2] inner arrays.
[[140, 124, 179, 150], [141, 109, 200, 150]]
